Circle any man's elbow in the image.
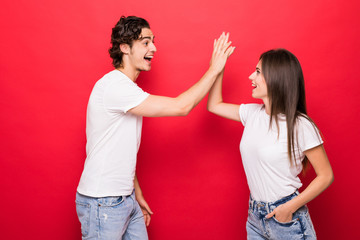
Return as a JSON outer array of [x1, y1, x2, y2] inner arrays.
[[177, 105, 192, 116]]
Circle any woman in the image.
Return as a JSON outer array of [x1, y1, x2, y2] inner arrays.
[[207, 49, 334, 239]]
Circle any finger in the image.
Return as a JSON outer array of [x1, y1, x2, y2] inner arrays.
[[265, 211, 275, 219], [145, 214, 148, 226], [225, 46, 236, 57], [216, 32, 226, 49], [212, 32, 229, 60], [218, 38, 232, 54], [220, 32, 229, 47], [225, 32, 229, 44], [212, 39, 218, 57], [214, 40, 228, 58], [230, 46, 236, 56], [222, 41, 232, 52], [220, 32, 228, 47], [214, 34, 224, 52], [143, 214, 147, 226], [146, 214, 151, 226], [218, 32, 225, 44], [143, 213, 149, 226]]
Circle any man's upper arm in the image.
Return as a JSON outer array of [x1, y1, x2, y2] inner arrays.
[[104, 79, 149, 113], [128, 95, 186, 117]]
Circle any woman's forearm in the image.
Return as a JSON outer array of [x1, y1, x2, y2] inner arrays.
[[286, 173, 334, 213]]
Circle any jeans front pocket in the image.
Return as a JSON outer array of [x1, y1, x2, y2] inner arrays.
[[269, 216, 303, 239], [75, 201, 91, 237], [272, 216, 299, 225], [98, 196, 125, 208], [97, 196, 129, 238], [271, 204, 307, 226]]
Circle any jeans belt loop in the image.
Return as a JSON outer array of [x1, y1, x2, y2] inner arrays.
[[265, 202, 270, 214]]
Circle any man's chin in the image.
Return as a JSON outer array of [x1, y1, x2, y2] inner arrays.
[[137, 66, 151, 72]]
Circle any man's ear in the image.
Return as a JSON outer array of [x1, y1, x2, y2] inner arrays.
[[120, 43, 130, 54]]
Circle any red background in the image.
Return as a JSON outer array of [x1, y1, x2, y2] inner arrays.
[[1, 0, 359, 239]]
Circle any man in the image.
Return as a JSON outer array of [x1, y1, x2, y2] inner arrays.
[[76, 16, 234, 239]]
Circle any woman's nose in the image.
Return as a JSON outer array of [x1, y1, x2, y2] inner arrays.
[[249, 72, 255, 80]]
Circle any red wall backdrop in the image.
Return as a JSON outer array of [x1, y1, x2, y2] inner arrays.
[[1, 0, 359, 239]]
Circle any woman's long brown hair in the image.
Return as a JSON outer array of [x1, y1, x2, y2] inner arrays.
[[260, 49, 320, 171]]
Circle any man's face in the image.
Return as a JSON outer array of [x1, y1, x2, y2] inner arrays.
[[127, 28, 156, 72]]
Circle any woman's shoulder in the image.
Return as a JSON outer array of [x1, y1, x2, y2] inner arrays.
[[296, 113, 315, 126], [295, 113, 321, 135], [240, 103, 264, 113], [239, 104, 265, 125], [295, 113, 323, 150]]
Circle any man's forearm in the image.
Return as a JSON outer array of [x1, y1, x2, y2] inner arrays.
[[175, 68, 220, 115]]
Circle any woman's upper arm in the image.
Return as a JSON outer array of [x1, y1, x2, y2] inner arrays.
[[208, 102, 241, 121], [304, 145, 334, 181]]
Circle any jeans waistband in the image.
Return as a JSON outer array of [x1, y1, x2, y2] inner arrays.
[[76, 189, 135, 201], [249, 190, 299, 213]]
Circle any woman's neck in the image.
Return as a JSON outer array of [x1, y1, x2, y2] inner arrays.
[[263, 97, 271, 115]]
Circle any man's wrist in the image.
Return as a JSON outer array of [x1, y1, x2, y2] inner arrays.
[[207, 67, 220, 76]]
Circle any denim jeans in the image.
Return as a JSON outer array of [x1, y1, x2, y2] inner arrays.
[[246, 191, 316, 239], [75, 190, 148, 240]]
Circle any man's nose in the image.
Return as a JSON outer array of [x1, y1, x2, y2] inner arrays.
[[151, 42, 157, 52]]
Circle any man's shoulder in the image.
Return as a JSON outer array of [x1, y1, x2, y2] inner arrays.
[[95, 70, 131, 87], [99, 69, 121, 81]]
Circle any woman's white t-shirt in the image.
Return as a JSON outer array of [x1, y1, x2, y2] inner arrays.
[[239, 104, 323, 202]]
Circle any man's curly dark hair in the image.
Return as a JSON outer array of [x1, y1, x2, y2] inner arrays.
[[109, 16, 150, 68]]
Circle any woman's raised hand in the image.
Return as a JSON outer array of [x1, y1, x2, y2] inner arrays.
[[209, 32, 235, 74]]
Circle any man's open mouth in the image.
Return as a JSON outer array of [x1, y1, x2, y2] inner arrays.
[[144, 56, 153, 61]]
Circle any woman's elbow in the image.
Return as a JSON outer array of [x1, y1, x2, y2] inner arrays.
[[207, 103, 215, 113], [328, 172, 334, 186], [323, 171, 334, 188]]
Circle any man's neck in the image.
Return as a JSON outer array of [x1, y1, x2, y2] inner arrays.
[[117, 67, 140, 82]]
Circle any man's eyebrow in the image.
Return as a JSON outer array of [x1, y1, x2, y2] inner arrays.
[[256, 67, 261, 70], [139, 36, 154, 40]]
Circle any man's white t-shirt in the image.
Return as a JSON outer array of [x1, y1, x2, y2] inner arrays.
[[239, 104, 323, 202], [77, 70, 149, 197]]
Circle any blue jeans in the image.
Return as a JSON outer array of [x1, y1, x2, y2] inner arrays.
[[246, 191, 316, 239], [75, 191, 148, 240]]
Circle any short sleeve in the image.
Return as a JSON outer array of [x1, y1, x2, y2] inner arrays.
[[239, 104, 263, 126], [297, 117, 323, 152], [103, 79, 149, 113]]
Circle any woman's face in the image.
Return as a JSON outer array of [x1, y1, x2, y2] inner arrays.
[[249, 61, 268, 101]]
